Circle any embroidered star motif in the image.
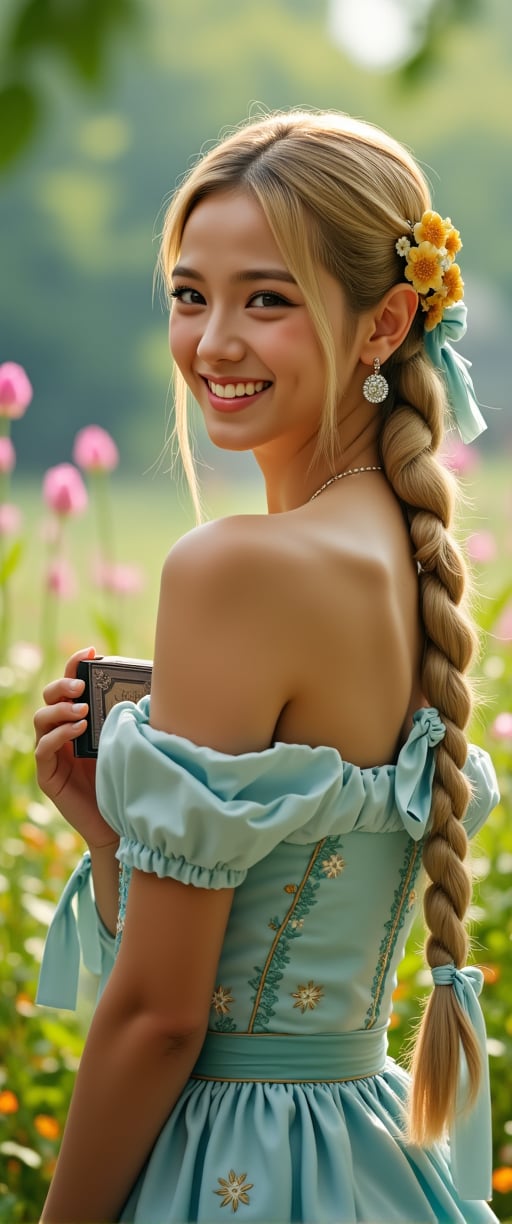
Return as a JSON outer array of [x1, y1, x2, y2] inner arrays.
[[321, 853, 345, 878], [291, 981, 324, 1012], [214, 1170, 254, 1211], [211, 986, 234, 1016]]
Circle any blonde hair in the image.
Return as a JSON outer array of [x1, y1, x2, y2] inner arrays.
[[158, 110, 480, 1144]]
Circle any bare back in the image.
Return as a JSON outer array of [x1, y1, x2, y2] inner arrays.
[[263, 477, 423, 766]]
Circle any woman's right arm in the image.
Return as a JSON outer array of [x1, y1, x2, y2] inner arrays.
[[33, 647, 119, 934]]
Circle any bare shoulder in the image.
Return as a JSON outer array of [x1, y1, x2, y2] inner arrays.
[[161, 513, 282, 591], [151, 515, 296, 752]]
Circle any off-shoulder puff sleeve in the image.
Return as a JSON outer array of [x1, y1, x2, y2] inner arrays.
[[95, 697, 351, 889]]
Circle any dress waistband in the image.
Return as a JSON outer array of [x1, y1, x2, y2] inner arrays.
[[191, 1028, 388, 1083]]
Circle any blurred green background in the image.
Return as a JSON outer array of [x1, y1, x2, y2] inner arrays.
[[1, 1, 512, 1220], [1, 0, 511, 477]]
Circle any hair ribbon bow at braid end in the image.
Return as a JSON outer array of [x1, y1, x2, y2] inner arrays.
[[424, 302, 488, 445], [431, 963, 492, 1201]]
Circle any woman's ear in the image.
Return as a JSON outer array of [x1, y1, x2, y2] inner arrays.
[[359, 283, 419, 365]]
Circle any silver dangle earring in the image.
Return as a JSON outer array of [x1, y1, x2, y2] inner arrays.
[[362, 358, 389, 404]]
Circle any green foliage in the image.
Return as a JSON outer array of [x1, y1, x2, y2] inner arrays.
[[1, 467, 511, 1219], [0, 83, 38, 171], [396, 0, 482, 87], [0, 0, 511, 473], [0, 0, 138, 168]]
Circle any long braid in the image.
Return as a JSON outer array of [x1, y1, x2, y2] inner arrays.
[[380, 350, 480, 1143]]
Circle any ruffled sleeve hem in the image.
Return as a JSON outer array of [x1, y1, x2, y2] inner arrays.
[[117, 837, 246, 889]]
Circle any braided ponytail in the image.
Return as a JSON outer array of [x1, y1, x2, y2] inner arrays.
[[380, 348, 480, 1144]]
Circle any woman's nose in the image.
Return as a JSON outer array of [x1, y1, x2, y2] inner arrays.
[[196, 312, 245, 364]]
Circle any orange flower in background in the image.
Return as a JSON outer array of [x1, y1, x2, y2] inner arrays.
[[34, 1115, 60, 1140], [413, 210, 448, 249], [0, 1090, 19, 1114], [15, 992, 37, 1017], [404, 243, 444, 295], [20, 822, 48, 850], [481, 964, 501, 985], [492, 1167, 512, 1194]]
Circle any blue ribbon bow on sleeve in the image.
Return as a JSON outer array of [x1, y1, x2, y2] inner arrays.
[[394, 707, 446, 839], [36, 852, 102, 1010]]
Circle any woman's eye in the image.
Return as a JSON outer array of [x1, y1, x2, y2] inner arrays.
[[169, 286, 205, 306], [249, 291, 292, 308]]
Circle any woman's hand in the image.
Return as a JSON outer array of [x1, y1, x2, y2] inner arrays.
[[34, 647, 118, 849]]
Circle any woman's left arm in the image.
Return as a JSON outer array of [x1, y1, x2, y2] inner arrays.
[[41, 872, 233, 1223], [41, 523, 284, 1223]]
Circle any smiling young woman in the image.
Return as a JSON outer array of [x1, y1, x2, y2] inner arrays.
[[33, 111, 499, 1223]]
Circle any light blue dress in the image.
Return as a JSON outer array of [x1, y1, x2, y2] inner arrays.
[[37, 698, 500, 1223]]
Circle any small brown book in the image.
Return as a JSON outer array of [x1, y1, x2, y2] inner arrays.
[[73, 655, 152, 758]]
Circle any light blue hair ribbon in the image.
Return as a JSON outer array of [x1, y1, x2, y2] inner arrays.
[[431, 962, 492, 1200], [424, 302, 487, 444]]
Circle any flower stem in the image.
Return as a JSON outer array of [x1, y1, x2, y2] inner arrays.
[[40, 517, 65, 675]]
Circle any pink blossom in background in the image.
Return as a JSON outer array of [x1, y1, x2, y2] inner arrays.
[[440, 436, 480, 476], [0, 436, 16, 474], [493, 600, 512, 642], [9, 640, 43, 674], [43, 464, 88, 517], [0, 503, 23, 536], [45, 557, 77, 599], [467, 531, 497, 563], [0, 362, 33, 418], [73, 425, 119, 472], [94, 559, 144, 596], [491, 712, 512, 740]]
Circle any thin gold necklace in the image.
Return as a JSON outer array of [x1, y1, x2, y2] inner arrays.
[[309, 465, 383, 501]]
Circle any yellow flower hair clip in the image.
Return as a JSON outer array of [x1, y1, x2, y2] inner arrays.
[[395, 210, 463, 332]]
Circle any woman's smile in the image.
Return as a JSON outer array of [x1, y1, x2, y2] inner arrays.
[[202, 375, 273, 411]]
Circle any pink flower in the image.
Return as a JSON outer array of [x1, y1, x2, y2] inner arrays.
[[494, 600, 512, 642], [0, 363, 33, 419], [491, 713, 512, 740], [0, 436, 15, 474], [0, 503, 23, 536], [95, 560, 144, 595], [43, 464, 88, 517], [46, 557, 77, 599], [467, 531, 497, 563], [440, 436, 480, 476], [73, 425, 119, 472]]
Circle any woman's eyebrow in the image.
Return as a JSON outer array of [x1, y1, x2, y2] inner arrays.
[[171, 264, 297, 285], [234, 269, 297, 284]]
